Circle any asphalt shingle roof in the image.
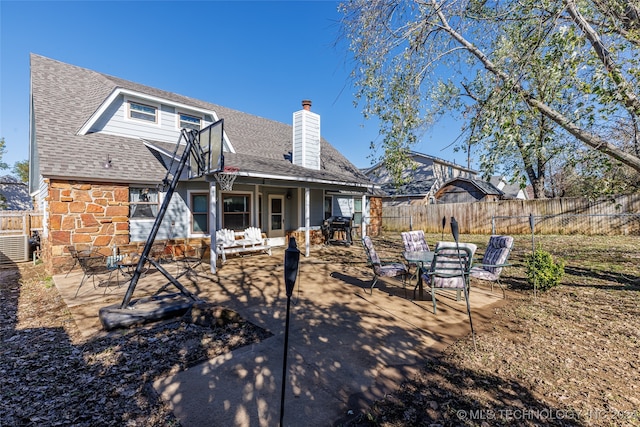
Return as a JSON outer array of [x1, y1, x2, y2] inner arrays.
[[30, 54, 371, 186], [440, 177, 502, 196], [0, 175, 32, 210]]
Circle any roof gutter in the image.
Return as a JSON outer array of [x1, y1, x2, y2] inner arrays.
[[44, 174, 163, 186], [230, 170, 378, 190]]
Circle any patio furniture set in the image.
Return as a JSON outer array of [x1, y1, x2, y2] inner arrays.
[[362, 230, 514, 314]]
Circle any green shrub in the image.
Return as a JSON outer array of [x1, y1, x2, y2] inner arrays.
[[525, 249, 565, 291]]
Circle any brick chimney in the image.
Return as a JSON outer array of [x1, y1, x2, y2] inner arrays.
[[292, 99, 321, 170]]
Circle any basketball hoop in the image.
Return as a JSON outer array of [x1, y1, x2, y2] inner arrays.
[[214, 166, 239, 191]]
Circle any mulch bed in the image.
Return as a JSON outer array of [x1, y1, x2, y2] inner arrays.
[[1, 264, 271, 426]]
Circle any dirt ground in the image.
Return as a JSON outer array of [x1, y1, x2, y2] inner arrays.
[[2, 233, 639, 426], [0, 263, 271, 426], [348, 234, 640, 427]]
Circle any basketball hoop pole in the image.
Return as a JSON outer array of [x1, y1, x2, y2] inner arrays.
[[99, 120, 225, 330], [120, 128, 202, 309]]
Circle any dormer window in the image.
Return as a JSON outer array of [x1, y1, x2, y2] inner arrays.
[[179, 113, 201, 130], [128, 101, 157, 123]]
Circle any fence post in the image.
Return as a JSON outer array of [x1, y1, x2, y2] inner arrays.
[[26, 212, 33, 237], [491, 216, 495, 235]]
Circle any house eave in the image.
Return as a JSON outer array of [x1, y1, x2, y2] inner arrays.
[[364, 151, 478, 175], [227, 171, 379, 191], [383, 193, 430, 198], [44, 174, 160, 186]]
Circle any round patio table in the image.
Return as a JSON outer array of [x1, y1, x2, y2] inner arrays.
[[403, 251, 434, 300]]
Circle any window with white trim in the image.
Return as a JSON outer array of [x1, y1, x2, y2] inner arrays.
[[128, 101, 157, 123], [129, 187, 158, 219], [222, 193, 251, 231], [353, 198, 363, 225], [191, 192, 209, 234], [324, 196, 332, 219], [180, 113, 201, 130]]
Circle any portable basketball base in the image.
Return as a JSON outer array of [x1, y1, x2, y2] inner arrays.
[[99, 121, 224, 331]]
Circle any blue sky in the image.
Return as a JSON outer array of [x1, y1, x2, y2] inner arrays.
[[0, 0, 467, 171]]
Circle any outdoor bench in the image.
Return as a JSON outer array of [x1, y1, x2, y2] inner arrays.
[[216, 227, 272, 264]]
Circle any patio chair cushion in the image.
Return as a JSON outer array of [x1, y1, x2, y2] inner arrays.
[[376, 262, 409, 277], [401, 230, 430, 252], [423, 242, 476, 289], [468, 267, 499, 281], [477, 235, 513, 275]]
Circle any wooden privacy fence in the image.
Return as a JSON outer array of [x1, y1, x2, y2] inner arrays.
[[0, 211, 44, 264], [0, 211, 44, 235], [382, 195, 640, 235]]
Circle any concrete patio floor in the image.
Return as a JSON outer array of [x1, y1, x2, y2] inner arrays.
[[53, 243, 507, 426]]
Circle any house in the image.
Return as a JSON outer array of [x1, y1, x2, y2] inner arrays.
[[362, 152, 477, 205], [433, 177, 503, 203], [0, 175, 32, 210], [433, 176, 531, 203], [489, 175, 529, 200], [29, 54, 381, 275]]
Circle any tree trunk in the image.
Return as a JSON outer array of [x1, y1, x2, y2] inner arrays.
[[531, 176, 547, 199]]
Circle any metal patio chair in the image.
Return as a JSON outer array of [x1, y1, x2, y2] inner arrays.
[[470, 235, 514, 298], [74, 251, 116, 297], [401, 230, 430, 281], [422, 241, 477, 314], [362, 236, 409, 295]]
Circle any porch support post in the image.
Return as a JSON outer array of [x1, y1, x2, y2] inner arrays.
[[209, 181, 217, 274], [304, 187, 310, 257], [253, 184, 259, 226], [362, 194, 368, 238]]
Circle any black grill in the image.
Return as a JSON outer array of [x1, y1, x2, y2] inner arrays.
[[322, 216, 353, 246]]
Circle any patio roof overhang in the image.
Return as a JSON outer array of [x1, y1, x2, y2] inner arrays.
[[215, 171, 379, 194]]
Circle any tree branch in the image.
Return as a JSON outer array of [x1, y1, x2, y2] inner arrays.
[[429, 0, 640, 173], [565, 0, 640, 116]]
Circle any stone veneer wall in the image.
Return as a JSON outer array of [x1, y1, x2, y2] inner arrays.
[[286, 229, 325, 247], [45, 180, 130, 275], [368, 197, 382, 237]]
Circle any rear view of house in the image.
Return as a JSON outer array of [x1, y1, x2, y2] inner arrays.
[[29, 54, 381, 274]]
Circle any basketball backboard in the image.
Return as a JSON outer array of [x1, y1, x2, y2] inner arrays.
[[190, 118, 224, 178]]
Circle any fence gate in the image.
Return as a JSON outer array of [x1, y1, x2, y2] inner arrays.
[[0, 211, 40, 264]]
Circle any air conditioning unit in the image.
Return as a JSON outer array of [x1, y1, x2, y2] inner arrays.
[[0, 235, 29, 264]]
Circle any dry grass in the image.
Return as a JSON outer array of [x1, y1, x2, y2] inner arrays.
[[347, 233, 640, 426]]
